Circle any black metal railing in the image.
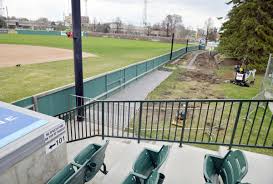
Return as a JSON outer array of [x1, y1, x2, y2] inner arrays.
[[55, 99, 273, 150]]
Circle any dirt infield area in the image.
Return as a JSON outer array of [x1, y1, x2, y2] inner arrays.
[[0, 44, 96, 68]]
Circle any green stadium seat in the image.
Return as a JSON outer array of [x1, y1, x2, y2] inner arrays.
[[132, 145, 170, 181], [47, 141, 109, 184], [203, 150, 249, 184], [132, 145, 170, 179]]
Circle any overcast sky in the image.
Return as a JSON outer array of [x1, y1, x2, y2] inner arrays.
[[3, 0, 232, 29]]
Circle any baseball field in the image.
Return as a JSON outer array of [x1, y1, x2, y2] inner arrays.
[[0, 34, 184, 102]]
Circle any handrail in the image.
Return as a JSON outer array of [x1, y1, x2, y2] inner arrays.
[[56, 99, 273, 150]]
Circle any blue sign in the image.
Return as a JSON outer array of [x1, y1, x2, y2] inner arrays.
[[0, 107, 47, 148]]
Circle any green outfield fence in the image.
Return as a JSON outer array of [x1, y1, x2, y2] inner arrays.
[[16, 29, 88, 36], [12, 45, 204, 116]]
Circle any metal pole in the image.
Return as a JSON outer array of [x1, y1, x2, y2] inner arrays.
[[170, 33, 175, 60], [138, 102, 143, 144], [229, 102, 243, 150], [186, 39, 189, 53], [71, 0, 84, 120]]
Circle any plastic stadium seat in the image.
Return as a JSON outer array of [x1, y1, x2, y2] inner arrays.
[[47, 141, 109, 184], [123, 171, 161, 184], [203, 150, 249, 184], [132, 145, 170, 180]]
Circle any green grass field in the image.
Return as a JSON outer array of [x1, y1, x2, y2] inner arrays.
[[0, 34, 184, 102]]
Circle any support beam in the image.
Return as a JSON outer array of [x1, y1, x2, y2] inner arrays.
[[71, 0, 84, 119]]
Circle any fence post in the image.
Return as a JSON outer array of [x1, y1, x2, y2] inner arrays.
[[229, 102, 243, 150], [179, 102, 188, 147], [138, 102, 143, 144], [170, 33, 175, 60], [105, 75, 108, 98], [186, 39, 189, 53], [102, 102, 105, 140]]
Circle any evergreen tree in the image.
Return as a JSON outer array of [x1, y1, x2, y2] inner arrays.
[[218, 0, 273, 71]]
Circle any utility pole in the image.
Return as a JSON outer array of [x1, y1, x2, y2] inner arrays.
[[6, 6, 8, 29], [84, 0, 88, 17], [71, 0, 84, 120], [0, 0, 4, 17]]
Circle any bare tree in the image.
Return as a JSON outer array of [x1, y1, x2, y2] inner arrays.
[[113, 17, 122, 34], [92, 17, 97, 32], [204, 17, 214, 45], [161, 14, 182, 37]]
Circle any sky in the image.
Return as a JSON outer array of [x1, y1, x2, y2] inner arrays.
[[2, 0, 232, 30]]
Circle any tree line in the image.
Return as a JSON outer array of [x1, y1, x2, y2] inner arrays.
[[218, 0, 273, 71]]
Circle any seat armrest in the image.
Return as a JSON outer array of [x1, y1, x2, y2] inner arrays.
[[131, 172, 148, 180], [71, 162, 82, 168]]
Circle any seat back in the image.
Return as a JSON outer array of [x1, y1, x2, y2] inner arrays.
[[47, 141, 109, 184], [133, 149, 155, 177], [133, 145, 170, 178], [83, 140, 109, 182], [153, 145, 170, 171], [219, 150, 248, 184], [74, 144, 101, 165], [47, 163, 85, 184]]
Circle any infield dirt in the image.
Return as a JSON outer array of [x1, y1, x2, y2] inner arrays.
[[0, 44, 96, 68]]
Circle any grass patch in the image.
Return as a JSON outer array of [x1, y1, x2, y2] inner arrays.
[[0, 34, 184, 102]]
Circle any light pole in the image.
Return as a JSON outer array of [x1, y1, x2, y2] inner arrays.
[[71, 0, 84, 120]]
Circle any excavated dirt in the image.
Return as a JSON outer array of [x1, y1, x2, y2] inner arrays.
[[179, 52, 222, 84], [178, 70, 222, 84], [176, 52, 226, 99]]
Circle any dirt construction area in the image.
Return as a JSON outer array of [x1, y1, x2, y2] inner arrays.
[[0, 44, 96, 68], [175, 52, 226, 99]]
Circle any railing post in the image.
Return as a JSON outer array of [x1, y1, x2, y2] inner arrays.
[[179, 102, 188, 147], [229, 101, 243, 150], [138, 102, 143, 144], [102, 102, 105, 140]]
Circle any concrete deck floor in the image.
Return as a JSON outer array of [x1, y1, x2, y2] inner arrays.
[[66, 137, 273, 184], [106, 69, 172, 101]]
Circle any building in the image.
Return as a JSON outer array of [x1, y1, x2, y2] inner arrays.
[[64, 14, 90, 28]]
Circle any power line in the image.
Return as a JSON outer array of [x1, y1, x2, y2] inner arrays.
[[143, 0, 147, 26]]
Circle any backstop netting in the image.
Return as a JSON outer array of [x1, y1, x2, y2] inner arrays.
[[244, 54, 273, 121], [260, 54, 273, 101]]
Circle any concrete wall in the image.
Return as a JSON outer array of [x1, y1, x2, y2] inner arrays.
[[0, 101, 68, 184], [0, 143, 67, 184]]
